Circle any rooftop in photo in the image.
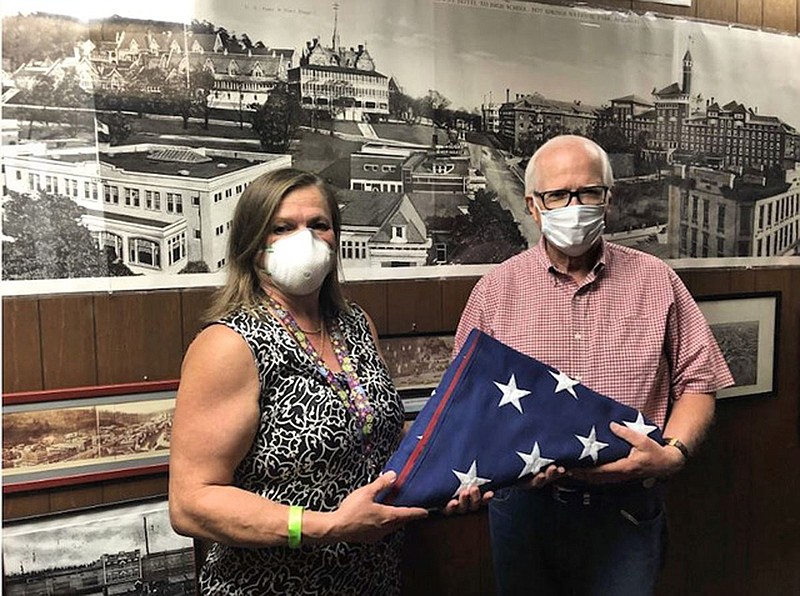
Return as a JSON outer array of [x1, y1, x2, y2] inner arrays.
[[100, 146, 281, 178]]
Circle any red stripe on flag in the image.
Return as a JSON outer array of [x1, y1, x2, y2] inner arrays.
[[385, 332, 480, 504]]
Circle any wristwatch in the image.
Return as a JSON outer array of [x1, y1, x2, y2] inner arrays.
[[664, 437, 690, 460]]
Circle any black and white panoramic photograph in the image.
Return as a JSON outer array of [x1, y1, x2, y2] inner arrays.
[[2, 499, 195, 596], [2, 0, 800, 295]]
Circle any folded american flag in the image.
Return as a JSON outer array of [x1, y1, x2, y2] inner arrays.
[[379, 329, 664, 509]]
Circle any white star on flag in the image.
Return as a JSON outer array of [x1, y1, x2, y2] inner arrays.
[[451, 460, 491, 497], [576, 425, 609, 463], [494, 373, 532, 413], [516, 442, 555, 478], [549, 370, 580, 399], [623, 412, 658, 437]]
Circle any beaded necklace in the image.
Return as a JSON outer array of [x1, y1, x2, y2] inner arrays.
[[265, 296, 375, 454]]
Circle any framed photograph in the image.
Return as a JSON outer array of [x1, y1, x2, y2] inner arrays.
[[697, 292, 780, 400], [380, 334, 454, 417], [2, 380, 178, 492], [2, 497, 195, 595]]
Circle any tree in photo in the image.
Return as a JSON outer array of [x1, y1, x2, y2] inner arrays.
[[1, 190, 128, 280], [592, 124, 631, 154], [250, 82, 300, 153], [100, 112, 132, 146], [128, 66, 165, 118], [416, 89, 451, 126], [448, 189, 526, 264], [190, 68, 217, 130], [20, 78, 55, 139]]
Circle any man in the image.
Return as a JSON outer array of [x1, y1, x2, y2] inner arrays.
[[454, 135, 733, 595]]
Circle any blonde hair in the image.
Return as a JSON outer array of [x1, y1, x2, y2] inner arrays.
[[205, 168, 348, 322]]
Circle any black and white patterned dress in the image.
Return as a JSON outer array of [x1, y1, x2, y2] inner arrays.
[[199, 303, 405, 595]]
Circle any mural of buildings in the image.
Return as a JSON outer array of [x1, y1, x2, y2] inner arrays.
[[349, 143, 413, 192], [402, 143, 483, 195], [4, 143, 290, 274], [343, 134, 484, 268], [682, 100, 797, 172], [288, 5, 389, 122], [481, 99, 501, 134], [25, 20, 297, 113], [599, 94, 655, 146], [4, 547, 195, 596], [498, 91, 599, 153], [339, 190, 432, 268], [597, 47, 799, 174], [668, 163, 800, 258], [187, 33, 294, 114]]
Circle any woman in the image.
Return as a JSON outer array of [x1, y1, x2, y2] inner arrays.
[[169, 168, 480, 595]]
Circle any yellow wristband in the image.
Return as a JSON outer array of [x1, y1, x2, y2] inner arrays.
[[287, 505, 303, 549]]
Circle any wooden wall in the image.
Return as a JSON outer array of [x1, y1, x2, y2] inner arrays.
[[3, 0, 800, 593], [4, 264, 800, 594]]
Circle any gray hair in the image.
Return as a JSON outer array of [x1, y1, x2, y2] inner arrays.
[[524, 135, 614, 197]]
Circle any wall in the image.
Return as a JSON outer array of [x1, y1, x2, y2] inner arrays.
[[3, 1, 800, 594], [4, 264, 800, 594]]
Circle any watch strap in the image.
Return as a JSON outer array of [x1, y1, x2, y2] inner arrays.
[[664, 436, 690, 460]]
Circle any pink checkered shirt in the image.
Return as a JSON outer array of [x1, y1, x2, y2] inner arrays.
[[454, 240, 733, 428]]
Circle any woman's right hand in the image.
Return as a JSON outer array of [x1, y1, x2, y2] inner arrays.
[[318, 472, 428, 543]]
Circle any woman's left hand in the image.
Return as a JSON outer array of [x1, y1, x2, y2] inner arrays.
[[443, 486, 493, 515]]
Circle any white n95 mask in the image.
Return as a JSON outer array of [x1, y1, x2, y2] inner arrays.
[[537, 204, 605, 257], [263, 229, 333, 296]]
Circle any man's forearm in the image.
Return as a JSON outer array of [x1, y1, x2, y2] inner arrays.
[[662, 392, 716, 456]]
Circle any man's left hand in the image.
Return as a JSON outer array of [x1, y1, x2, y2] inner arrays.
[[443, 485, 493, 515], [568, 422, 686, 484]]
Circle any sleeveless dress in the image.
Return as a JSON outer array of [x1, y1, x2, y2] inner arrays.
[[198, 303, 406, 595]]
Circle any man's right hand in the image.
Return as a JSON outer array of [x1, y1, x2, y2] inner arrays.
[[518, 464, 567, 489]]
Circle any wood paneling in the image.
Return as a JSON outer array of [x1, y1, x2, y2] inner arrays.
[[344, 282, 389, 334], [3, 490, 50, 520], [39, 294, 97, 389], [680, 268, 731, 297], [2, 297, 42, 392], [49, 484, 105, 514], [180, 288, 215, 352], [2, 265, 799, 594], [589, 0, 634, 10], [401, 512, 494, 596], [386, 280, 444, 335], [101, 475, 168, 503], [632, 0, 697, 17], [738, 0, 764, 26], [441, 277, 479, 331], [763, 0, 797, 30], [93, 291, 183, 384], [698, 0, 739, 23]]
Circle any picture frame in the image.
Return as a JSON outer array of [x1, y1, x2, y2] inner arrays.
[[379, 334, 454, 417], [696, 292, 780, 400], [2, 496, 196, 595], [2, 380, 179, 493]]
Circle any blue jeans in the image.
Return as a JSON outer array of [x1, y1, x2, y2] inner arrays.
[[488, 482, 667, 596]]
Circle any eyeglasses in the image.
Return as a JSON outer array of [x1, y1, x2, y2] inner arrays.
[[533, 185, 609, 210]]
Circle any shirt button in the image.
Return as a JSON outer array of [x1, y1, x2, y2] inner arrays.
[[574, 333, 582, 340]]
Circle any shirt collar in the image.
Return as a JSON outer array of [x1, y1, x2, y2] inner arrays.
[[534, 237, 608, 280]]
